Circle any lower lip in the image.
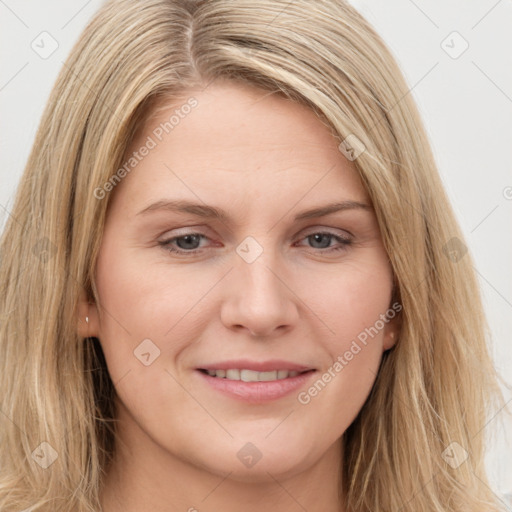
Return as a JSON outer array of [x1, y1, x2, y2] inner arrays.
[[196, 370, 316, 403]]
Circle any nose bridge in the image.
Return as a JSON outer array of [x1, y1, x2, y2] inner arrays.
[[239, 253, 281, 306], [221, 235, 298, 336], [237, 238, 285, 309]]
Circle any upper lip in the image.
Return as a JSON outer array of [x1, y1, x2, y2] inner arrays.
[[197, 359, 315, 372]]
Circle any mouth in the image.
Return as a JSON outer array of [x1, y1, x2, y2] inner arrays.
[[195, 360, 317, 403], [197, 368, 314, 381]]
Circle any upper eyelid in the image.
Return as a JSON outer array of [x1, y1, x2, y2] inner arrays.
[[160, 226, 352, 240]]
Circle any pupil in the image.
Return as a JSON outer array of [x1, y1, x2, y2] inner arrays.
[[178, 234, 200, 250], [310, 233, 330, 249]]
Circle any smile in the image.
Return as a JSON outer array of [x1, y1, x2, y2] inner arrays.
[[198, 368, 309, 381], [196, 364, 317, 403]]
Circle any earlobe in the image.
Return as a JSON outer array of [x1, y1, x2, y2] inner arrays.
[[382, 297, 402, 351], [383, 330, 397, 351], [77, 290, 100, 339]]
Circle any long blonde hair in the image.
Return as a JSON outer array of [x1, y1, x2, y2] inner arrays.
[[0, 0, 506, 510]]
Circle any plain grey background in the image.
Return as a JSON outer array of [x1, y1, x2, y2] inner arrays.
[[1, 0, 511, 501]]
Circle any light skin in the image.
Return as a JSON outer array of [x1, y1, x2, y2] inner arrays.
[[78, 79, 398, 512]]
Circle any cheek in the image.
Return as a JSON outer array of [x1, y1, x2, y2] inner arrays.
[[292, 258, 392, 426], [93, 246, 198, 427], [300, 255, 393, 348], [294, 346, 381, 452], [94, 242, 212, 379]]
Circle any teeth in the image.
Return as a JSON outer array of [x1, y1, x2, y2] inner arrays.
[[240, 369, 259, 382], [226, 369, 240, 380], [205, 369, 304, 381], [259, 371, 277, 381]]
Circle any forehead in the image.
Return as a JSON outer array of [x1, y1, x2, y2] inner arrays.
[[110, 80, 370, 217]]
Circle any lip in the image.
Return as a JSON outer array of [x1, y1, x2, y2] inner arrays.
[[197, 359, 314, 372], [195, 360, 316, 404]]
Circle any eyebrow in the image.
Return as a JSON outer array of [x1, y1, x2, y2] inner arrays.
[[136, 199, 371, 222]]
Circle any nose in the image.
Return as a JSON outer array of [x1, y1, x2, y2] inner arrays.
[[220, 248, 299, 338]]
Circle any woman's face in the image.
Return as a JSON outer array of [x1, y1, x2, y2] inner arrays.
[[88, 80, 397, 481]]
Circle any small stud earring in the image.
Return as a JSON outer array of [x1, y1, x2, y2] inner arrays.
[[85, 316, 89, 324]]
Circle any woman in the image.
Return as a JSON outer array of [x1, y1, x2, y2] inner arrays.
[[0, 0, 506, 510]]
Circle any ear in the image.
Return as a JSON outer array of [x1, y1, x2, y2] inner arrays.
[[77, 288, 100, 339], [382, 310, 401, 351]]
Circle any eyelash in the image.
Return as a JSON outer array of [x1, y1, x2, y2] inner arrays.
[[159, 231, 352, 255]]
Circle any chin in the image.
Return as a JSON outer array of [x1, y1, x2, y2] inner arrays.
[[193, 436, 318, 482], [214, 454, 311, 484]]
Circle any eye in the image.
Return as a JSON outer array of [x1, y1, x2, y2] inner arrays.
[[296, 231, 352, 253], [159, 233, 209, 254], [159, 230, 353, 256]]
